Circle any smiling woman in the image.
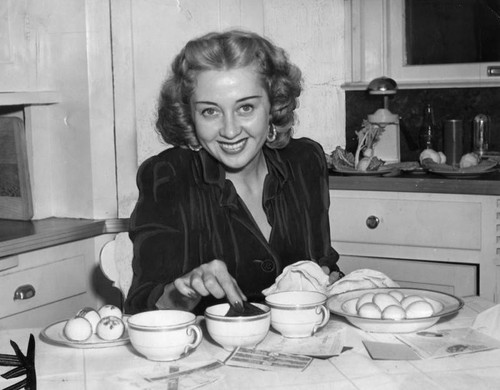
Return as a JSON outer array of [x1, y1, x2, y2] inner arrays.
[[125, 30, 341, 316]]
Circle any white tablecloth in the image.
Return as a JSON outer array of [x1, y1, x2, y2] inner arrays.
[[1, 296, 499, 390]]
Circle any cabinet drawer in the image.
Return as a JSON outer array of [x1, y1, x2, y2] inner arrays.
[[330, 196, 481, 250], [339, 256, 477, 297], [0, 255, 86, 319]]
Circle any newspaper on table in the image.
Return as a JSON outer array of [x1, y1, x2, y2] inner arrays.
[[396, 327, 500, 359]]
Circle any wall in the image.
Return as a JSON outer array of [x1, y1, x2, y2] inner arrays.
[[111, 0, 346, 217], [0, 0, 117, 220]]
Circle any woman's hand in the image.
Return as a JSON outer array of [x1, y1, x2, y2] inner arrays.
[[174, 259, 247, 308]]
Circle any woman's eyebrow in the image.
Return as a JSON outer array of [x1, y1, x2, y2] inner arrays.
[[193, 95, 262, 105]]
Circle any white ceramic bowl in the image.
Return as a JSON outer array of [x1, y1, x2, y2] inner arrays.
[[265, 291, 330, 338], [327, 287, 464, 333], [204, 303, 270, 350], [128, 310, 202, 361]]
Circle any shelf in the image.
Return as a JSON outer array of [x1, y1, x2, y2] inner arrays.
[[342, 80, 500, 91], [0, 91, 62, 106]]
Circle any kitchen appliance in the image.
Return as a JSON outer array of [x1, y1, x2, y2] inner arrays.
[[366, 77, 400, 163]]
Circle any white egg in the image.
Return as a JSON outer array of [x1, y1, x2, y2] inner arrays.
[[405, 300, 434, 319], [76, 307, 101, 333], [356, 293, 375, 311], [96, 316, 125, 340], [342, 298, 358, 315], [425, 298, 444, 314], [357, 302, 382, 319], [401, 295, 425, 310], [388, 290, 405, 302], [373, 293, 401, 311], [98, 304, 122, 319], [382, 305, 406, 320], [64, 317, 93, 341]]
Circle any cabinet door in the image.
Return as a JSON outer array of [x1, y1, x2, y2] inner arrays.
[[338, 256, 477, 298], [386, 1, 500, 84], [0, 0, 37, 91], [346, 0, 500, 85]]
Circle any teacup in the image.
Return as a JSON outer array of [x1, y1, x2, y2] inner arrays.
[[265, 291, 330, 338], [128, 310, 202, 361]]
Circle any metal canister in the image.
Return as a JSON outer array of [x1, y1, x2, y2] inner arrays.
[[473, 114, 490, 157]]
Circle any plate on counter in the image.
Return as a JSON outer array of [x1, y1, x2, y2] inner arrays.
[[40, 316, 130, 348], [327, 288, 463, 333], [427, 160, 498, 179], [330, 166, 398, 176]]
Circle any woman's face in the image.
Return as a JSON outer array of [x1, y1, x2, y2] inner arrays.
[[190, 66, 271, 173]]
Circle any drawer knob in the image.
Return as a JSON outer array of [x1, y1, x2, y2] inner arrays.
[[366, 215, 380, 229], [13, 284, 36, 300]]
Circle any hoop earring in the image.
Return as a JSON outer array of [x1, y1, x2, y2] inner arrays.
[[267, 124, 277, 143], [188, 144, 202, 152]]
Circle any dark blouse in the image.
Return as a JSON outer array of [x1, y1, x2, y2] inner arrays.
[[125, 137, 340, 315]]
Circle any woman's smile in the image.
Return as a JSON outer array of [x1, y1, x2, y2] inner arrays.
[[218, 138, 248, 153]]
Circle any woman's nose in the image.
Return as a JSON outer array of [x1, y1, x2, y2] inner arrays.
[[220, 115, 241, 139]]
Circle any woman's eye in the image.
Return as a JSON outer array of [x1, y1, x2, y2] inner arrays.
[[238, 104, 254, 114], [201, 107, 219, 117]]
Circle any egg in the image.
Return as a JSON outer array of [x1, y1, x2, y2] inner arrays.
[[405, 300, 434, 319], [426, 298, 444, 314], [96, 316, 125, 340], [98, 304, 122, 319], [357, 302, 382, 319], [63, 317, 93, 341], [401, 295, 425, 310], [382, 305, 406, 320], [76, 307, 101, 333], [356, 293, 375, 311], [373, 293, 400, 311], [342, 298, 358, 315], [388, 290, 405, 302]]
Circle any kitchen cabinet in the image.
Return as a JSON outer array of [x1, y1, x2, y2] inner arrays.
[[344, 0, 500, 88], [0, 237, 110, 330], [329, 190, 500, 302]]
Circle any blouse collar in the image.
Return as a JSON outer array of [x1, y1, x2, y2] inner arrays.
[[197, 146, 290, 207]]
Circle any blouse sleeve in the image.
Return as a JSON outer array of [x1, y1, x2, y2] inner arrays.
[[124, 154, 191, 314], [299, 139, 340, 273]]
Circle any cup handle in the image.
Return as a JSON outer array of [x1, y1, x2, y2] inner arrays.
[[183, 324, 203, 355], [312, 305, 330, 334]]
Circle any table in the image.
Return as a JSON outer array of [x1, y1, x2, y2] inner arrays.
[[1, 296, 499, 390]]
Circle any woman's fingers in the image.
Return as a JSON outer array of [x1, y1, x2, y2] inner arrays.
[[174, 260, 245, 302]]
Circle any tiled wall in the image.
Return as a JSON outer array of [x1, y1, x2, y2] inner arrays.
[[345, 87, 500, 162]]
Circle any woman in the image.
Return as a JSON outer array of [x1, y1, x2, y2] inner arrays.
[[125, 29, 341, 315]]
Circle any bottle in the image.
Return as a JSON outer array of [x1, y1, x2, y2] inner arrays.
[[419, 103, 437, 151]]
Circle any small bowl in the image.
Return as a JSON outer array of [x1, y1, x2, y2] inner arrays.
[[128, 310, 202, 361], [204, 303, 270, 350]]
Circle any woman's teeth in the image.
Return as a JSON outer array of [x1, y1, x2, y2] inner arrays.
[[220, 139, 246, 152]]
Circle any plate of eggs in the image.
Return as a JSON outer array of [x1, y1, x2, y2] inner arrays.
[[327, 288, 464, 333], [40, 304, 129, 348]]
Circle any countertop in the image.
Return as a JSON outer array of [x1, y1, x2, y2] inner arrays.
[[329, 170, 500, 195], [0, 218, 128, 258], [0, 171, 498, 259]]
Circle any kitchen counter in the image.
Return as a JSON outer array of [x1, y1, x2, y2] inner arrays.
[[0, 218, 128, 258], [329, 170, 500, 195]]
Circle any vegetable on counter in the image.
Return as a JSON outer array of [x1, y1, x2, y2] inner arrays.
[[327, 120, 386, 172]]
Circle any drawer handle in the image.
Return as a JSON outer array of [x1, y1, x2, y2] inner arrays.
[[366, 215, 380, 229], [13, 284, 36, 300]]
